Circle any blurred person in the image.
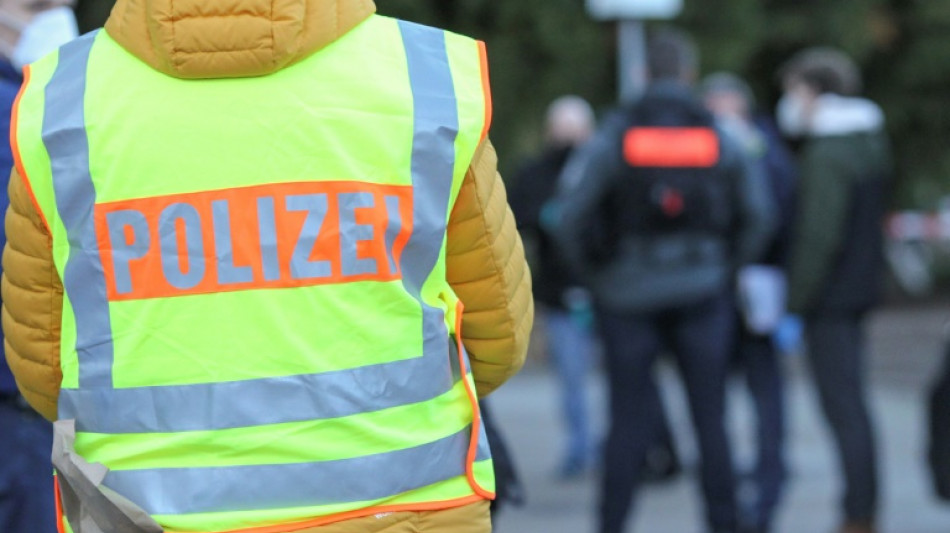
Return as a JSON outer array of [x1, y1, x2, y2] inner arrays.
[[2, 2, 533, 532], [511, 95, 683, 484], [778, 47, 893, 533], [0, 1, 76, 532], [556, 28, 774, 533], [480, 400, 526, 518], [509, 95, 599, 479], [702, 72, 798, 533], [928, 343, 950, 502]]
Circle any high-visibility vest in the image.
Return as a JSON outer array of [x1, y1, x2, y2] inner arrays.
[[12, 14, 494, 533]]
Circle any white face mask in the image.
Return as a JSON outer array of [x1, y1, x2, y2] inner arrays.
[[4, 7, 78, 69], [776, 93, 810, 138]]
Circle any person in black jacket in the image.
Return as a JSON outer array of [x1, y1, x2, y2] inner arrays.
[[778, 48, 893, 533], [509, 96, 599, 478], [702, 72, 798, 533], [556, 29, 774, 533], [928, 346, 950, 502]]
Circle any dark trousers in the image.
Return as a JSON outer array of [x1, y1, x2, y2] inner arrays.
[[733, 330, 786, 529], [598, 294, 738, 533], [0, 396, 57, 533], [806, 313, 879, 523]]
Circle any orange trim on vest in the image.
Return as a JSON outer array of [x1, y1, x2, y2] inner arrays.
[[10, 65, 51, 233], [54, 476, 66, 533], [94, 181, 414, 301], [623, 127, 720, 168], [184, 494, 487, 533], [55, 474, 487, 533], [455, 300, 496, 500], [477, 41, 492, 143]]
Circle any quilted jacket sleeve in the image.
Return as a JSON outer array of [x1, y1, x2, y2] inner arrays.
[[446, 139, 533, 397], [2, 169, 62, 421]]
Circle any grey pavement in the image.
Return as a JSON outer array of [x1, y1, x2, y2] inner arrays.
[[488, 303, 950, 533]]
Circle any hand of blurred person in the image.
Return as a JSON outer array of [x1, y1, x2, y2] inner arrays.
[[0, 0, 77, 69], [773, 314, 804, 356]]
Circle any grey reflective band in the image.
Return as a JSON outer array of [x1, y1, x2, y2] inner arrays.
[[396, 18, 468, 412], [104, 426, 491, 516], [43, 30, 114, 389], [61, 349, 460, 433]]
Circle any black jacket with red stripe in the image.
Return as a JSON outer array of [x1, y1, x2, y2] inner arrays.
[[555, 82, 775, 313]]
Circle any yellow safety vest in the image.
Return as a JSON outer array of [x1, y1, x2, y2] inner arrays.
[[13, 15, 494, 533]]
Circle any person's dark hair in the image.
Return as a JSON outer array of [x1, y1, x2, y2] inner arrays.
[[647, 28, 698, 82], [779, 47, 862, 96]]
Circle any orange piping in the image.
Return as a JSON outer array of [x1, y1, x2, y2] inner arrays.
[[476, 41, 492, 143], [181, 494, 487, 533], [54, 475, 66, 533], [455, 300, 496, 500], [10, 65, 50, 233]]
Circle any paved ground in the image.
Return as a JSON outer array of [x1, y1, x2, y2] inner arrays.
[[488, 302, 950, 533]]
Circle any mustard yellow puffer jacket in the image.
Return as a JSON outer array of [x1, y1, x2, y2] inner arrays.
[[3, 0, 532, 426]]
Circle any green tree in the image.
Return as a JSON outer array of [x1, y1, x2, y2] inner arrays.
[[72, 0, 950, 205]]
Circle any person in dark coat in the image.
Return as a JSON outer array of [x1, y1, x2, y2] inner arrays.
[[778, 47, 893, 533], [702, 72, 798, 533], [509, 96, 599, 478], [555, 29, 774, 533]]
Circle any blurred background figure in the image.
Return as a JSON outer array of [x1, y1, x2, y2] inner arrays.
[[555, 28, 774, 533], [509, 95, 599, 479], [701, 72, 798, 533], [0, 0, 77, 532], [928, 342, 950, 503], [778, 48, 893, 533]]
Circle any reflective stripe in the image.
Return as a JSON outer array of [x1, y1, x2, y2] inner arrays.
[[397, 18, 462, 407], [61, 351, 456, 433], [57, 22, 472, 435], [103, 426, 490, 516], [43, 31, 113, 389]]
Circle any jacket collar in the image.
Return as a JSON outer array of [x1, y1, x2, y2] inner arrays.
[[809, 94, 885, 137], [104, 0, 376, 79]]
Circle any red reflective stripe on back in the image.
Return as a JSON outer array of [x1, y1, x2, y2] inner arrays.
[[94, 181, 414, 301], [623, 127, 720, 168]]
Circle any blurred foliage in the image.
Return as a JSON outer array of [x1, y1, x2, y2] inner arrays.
[[75, 0, 950, 208]]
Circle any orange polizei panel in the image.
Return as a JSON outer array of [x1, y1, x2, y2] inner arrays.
[[623, 127, 720, 168], [94, 181, 414, 301]]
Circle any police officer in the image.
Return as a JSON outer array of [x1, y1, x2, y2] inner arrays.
[[2, 1, 532, 532], [556, 29, 774, 533]]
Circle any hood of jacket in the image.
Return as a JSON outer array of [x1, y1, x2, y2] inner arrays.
[[104, 0, 376, 79]]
